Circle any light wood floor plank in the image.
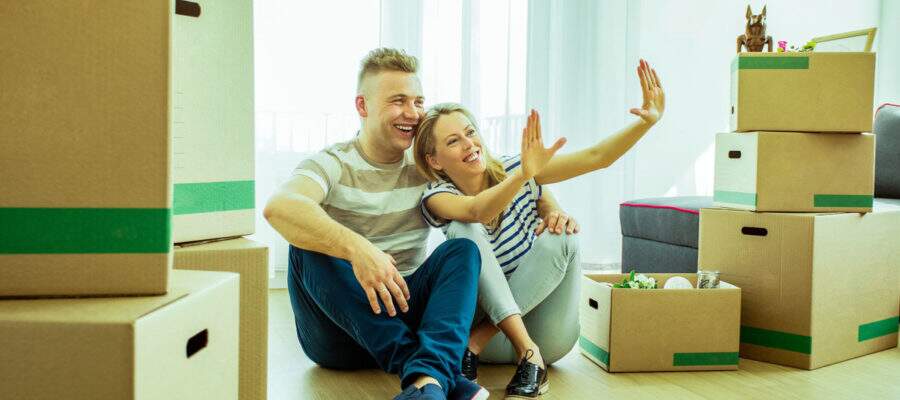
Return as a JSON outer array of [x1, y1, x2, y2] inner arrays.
[[267, 289, 900, 400]]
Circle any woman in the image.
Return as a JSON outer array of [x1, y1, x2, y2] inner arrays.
[[413, 60, 664, 399]]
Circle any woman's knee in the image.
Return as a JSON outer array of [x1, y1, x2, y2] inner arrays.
[[533, 232, 580, 268]]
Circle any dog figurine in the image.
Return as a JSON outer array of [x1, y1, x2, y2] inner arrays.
[[737, 5, 773, 52]]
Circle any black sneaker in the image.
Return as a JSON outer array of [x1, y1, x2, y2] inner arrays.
[[504, 350, 548, 399], [461, 348, 479, 382]]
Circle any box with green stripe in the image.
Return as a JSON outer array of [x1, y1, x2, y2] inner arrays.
[[172, 0, 255, 243], [698, 202, 900, 370], [730, 52, 874, 133], [580, 273, 741, 372], [714, 131, 874, 212], [1, 2, 172, 297]]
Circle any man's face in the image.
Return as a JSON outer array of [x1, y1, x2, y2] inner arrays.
[[360, 71, 425, 154]]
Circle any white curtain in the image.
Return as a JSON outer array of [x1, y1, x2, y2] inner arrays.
[[253, 0, 898, 282]]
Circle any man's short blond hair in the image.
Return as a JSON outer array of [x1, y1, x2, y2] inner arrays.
[[357, 48, 419, 94]]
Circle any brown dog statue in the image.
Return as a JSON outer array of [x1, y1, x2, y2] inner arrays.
[[737, 5, 773, 52]]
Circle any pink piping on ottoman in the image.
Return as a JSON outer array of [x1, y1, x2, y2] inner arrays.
[[876, 103, 899, 114], [620, 202, 700, 215]]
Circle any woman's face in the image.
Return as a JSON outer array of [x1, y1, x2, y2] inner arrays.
[[427, 111, 486, 181]]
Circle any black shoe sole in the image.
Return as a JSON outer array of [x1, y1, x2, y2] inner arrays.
[[504, 381, 549, 399]]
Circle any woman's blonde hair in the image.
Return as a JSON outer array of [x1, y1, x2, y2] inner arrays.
[[413, 103, 508, 227]]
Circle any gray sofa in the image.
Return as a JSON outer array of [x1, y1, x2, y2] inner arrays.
[[621, 103, 900, 274]]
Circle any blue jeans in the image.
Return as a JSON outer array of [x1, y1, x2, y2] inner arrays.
[[287, 239, 481, 394]]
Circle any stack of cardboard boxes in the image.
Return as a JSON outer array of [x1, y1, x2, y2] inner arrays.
[[1, 1, 267, 398], [700, 52, 900, 369]]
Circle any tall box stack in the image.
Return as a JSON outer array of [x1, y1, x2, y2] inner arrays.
[[0, 1, 260, 399], [700, 51, 900, 370], [171, 2, 269, 399]]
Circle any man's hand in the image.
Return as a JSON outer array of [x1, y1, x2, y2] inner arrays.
[[535, 210, 580, 235], [348, 243, 410, 316]]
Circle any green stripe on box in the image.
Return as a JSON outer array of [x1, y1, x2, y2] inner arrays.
[[174, 180, 255, 215], [579, 336, 610, 365], [0, 208, 170, 254], [738, 56, 809, 69], [673, 352, 740, 367], [714, 190, 757, 206], [858, 317, 900, 342], [740, 326, 812, 354], [813, 194, 873, 208]]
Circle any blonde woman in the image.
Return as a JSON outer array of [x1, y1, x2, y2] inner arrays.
[[413, 60, 664, 399]]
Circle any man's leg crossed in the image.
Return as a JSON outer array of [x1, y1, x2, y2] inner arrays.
[[401, 238, 481, 394]]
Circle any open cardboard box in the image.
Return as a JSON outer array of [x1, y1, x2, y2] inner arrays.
[[579, 273, 741, 372]]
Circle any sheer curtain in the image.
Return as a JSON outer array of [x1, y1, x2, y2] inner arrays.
[[253, 0, 897, 284]]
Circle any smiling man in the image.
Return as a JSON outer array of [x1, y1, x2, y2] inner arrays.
[[264, 48, 487, 400]]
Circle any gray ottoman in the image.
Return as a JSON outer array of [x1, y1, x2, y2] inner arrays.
[[619, 196, 712, 273]]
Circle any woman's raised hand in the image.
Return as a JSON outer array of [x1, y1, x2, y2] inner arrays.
[[629, 59, 665, 125], [520, 110, 566, 180]]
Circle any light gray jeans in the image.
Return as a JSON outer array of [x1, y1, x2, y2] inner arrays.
[[444, 221, 581, 365]]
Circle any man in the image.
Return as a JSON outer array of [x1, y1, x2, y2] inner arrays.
[[264, 48, 486, 400]]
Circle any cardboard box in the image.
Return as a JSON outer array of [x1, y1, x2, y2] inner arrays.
[[0, 270, 239, 400], [730, 52, 875, 133], [713, 131, 874, 212], [175, 237, 268, 400], [579, 273, 741, 372], [698, 204, 900, 370], [172, 0, 255, 243], [0, 1, 172, 297]]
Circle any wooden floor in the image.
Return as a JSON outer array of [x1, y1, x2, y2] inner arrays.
[[267, 289, 900, 400]]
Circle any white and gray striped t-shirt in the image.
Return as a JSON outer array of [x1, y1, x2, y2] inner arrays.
[[421, 154, 542, 275], [293, 138, 430, 276]]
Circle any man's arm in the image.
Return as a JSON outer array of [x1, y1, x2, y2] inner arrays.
[[263, 174, 366, 260], [263, 175, 410, 316]]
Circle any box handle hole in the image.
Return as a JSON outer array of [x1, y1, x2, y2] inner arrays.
[[728, 150, 742, 159], [176, 0, 201, 17], [588, 298, 598, 309], [741, 227, 768, 236], [186, 329, 208, 358]]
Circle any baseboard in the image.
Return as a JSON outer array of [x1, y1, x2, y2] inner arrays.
[[270, 266, 288, 289]]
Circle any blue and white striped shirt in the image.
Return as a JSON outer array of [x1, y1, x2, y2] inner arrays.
[[421, 154, 542, 275]]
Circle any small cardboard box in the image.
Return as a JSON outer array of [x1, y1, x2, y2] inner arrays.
[[172, 0, 255, 243], [0, 270, 239, 400], [698, 203, 900, 370], [579, 273, 741, 372], [175, 238, 269, 400], [730, 52, 875, 133], [713, 131, 874, 212], [0, 1, 172, 297]]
